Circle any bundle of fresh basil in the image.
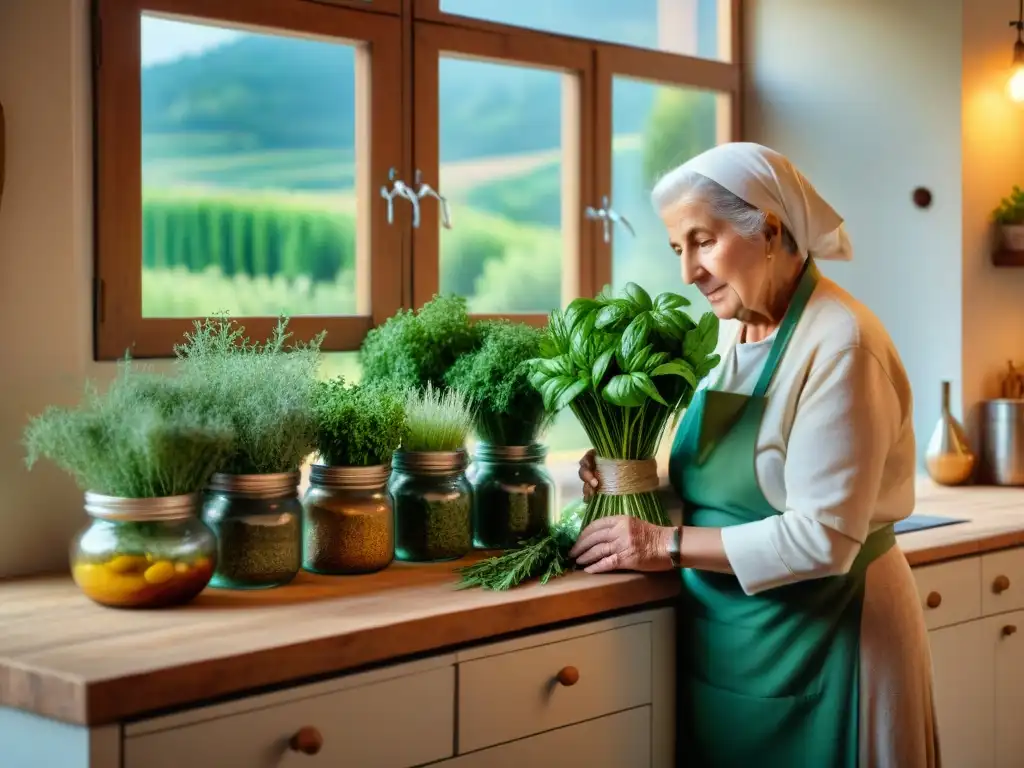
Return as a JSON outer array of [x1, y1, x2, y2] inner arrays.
[[456, 283, 720, 591]]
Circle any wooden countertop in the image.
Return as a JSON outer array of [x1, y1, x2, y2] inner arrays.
[[0, 557, 679, 727], [0, 478, 1021, 728], [900, 478, 1024, 566]]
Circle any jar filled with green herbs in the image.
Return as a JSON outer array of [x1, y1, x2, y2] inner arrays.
[[390, 385, 474, 562], [175, 315, 323, 590], [203, 472, 302, 589], [23, 364, 233, 609], [445, 320, 555, 550], [467, 444, 553, 549], [303, 379, 406, 575]]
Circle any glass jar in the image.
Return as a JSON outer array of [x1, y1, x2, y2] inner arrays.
[[390, 450, 473, 562], [467, 443, 554, 550], [202, 472, 302, 590], [70, 493, 217, 609], [302, 464, 395, 575]]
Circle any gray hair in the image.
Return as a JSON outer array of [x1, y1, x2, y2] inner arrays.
[[651, 169, 799, 254]]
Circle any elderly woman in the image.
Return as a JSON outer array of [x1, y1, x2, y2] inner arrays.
[[571, 143, 938, 767]]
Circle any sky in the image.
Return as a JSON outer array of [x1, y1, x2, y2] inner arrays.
[[141, 15, 241, 67]]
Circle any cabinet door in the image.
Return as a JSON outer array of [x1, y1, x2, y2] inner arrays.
[[992, 610, 1024, 768], [930, 621, 995, 768], [428, 707, 650, 767]]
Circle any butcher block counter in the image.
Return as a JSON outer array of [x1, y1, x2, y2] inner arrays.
[[0, 479, 1022, 768]]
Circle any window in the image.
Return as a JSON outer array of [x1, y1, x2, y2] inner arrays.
[[94, 0, 742, 468]]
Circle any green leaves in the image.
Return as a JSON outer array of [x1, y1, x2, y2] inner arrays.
[[527, 282, 721, 417]]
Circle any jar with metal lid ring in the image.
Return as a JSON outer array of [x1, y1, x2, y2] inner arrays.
[[467, 443, 554, 550], [70, 493, 217, 609], [302, 464, 395, 575], [202, 472, 302, 589], [390, 450, 473, 562]]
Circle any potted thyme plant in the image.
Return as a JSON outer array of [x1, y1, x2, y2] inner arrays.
[[303, 378, 407, 575], [993, 185, 1024, 251], [445, 320, 556, 550], [458, 283, 720, 590], [23, 364, 233, 609], [175, 315, 323, 590], [390, 384, 475, 562]]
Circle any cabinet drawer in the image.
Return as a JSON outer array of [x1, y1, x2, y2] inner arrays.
[[124, 665, 455, 768], [981, 548, 1024, 616], [914, 557, 981, 630], [458, 621, 651, 753], [430, 706, 650, 767]]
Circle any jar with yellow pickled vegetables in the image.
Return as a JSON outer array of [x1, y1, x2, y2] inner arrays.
[[71, 493, 217, 609]]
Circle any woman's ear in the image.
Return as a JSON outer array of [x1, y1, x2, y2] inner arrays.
[[763, 211, 782, 243]]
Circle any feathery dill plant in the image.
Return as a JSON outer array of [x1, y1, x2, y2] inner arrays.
[[443, 320, 551, 446], [174, 314, 324, 475], [401, 384, 474, 453], [311, 377, 407, 466], [359, 294, 479, 392], [23, 361, 235, 498]]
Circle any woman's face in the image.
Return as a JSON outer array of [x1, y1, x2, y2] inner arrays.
[[659, 198, 777, 321]]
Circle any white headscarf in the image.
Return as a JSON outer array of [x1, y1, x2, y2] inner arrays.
[[673, 142, 853, 262]]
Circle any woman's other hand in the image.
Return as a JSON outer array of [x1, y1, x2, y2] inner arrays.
[[578, 449, 599, 500], [569, 516, 676, 574]]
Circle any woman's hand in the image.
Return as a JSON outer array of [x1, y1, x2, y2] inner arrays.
[[569, 516, 676, 574], [578, 449, 599, 500]]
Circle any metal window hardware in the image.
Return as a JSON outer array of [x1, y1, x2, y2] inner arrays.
[[380, 168, 420, 226], [585, 195, 635, 244], [414, 169, 453, 230]]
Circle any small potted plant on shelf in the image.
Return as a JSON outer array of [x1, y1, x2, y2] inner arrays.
[[23, 364, 233, 609], [993, 185, 1024, 251], [390, 384, 476, 563], [303, 378, 407, 575], [445, 320, 556, 550], [174, 314, 324, 591]]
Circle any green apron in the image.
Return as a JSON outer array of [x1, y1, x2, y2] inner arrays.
[[668, 258, 896, 768]]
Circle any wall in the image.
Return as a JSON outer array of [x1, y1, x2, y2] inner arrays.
[[961, 5, 1024, 417], [743, 0, 965, 456], [0, 0, 127, 578], [744, 0, 1024, 456]]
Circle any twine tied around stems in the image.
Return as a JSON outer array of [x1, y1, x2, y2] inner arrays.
[[594, 457, 660, 495]]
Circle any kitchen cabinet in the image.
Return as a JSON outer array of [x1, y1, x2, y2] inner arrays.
[[2, 606, 675, 768], [914, 548, 1024, 768]]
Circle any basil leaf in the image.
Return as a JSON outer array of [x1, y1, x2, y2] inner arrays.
[[554, 376, 589, 412], [651, 360, 698, 388], [591, 347, 615, 391], [624, 283, 653, 311], [602, 374, 646, 407], [697, 312, 720, 356], [629, 371, 668, 406], [654, 291, 690, 311], [619, 313, 651, 369], [628, 343, 654, 373], [645, 351, 671, 371], [697, 353, 721, 379], [595, 303, 629, 331]]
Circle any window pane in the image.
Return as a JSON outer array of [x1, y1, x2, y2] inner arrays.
[[611, 78, 723, 309], [140, 15, 363, 318], [439, 0, 725, 60], [438, 57, 569, 314]]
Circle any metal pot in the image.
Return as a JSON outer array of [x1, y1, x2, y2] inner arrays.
[[979, 399, 1024, 486]]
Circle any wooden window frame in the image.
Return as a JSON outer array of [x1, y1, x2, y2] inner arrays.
[[410, 21, 596, 326], [93, 0, 404, 359], [92, 0, 743, 360]]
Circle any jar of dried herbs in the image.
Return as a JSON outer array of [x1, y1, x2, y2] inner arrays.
[[390, 450, 473, 562], [71, 493, 218, 609], [302, 464, 395, 575], [201, 472, 302, 590], [467, 443, 554, 550]]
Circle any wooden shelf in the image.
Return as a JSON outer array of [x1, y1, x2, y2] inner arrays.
[[993, 249, 1024, 267]]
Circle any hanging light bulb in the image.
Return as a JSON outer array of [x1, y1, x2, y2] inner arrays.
[[1009, 0, 1024, 102]]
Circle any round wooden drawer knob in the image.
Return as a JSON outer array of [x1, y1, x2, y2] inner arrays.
[[993, 575, 1011, 594], [1003, 625, 1018, 637], [926, 591, 942, 609], [289, 726, 324, 756], [556, 666, 580, 687]]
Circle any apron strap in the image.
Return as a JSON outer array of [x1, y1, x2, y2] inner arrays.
[[752, 258, 821, 399]]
